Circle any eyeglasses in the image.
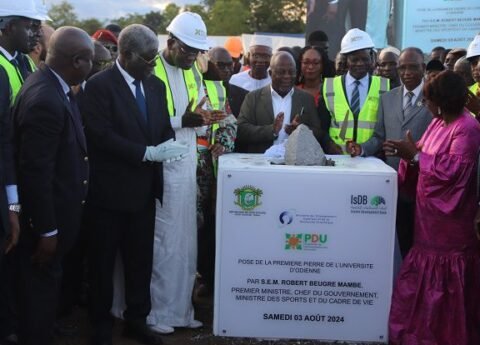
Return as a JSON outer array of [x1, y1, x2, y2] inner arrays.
[[302, 60, 321, 67], [93, 60, 112, 69], [174, 38, 201, 57], [133, 52, 158, 67]]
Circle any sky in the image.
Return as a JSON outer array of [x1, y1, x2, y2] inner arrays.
[[47, 0, 202, 20]]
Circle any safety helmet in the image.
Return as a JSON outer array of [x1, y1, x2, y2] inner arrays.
[[34, 0, 52, 21], [224, 37, 243, 58], [340, 28, 374, 54], [466, 34, 480, 60], [166, 12, 209, 51], [0, 0, 45, 21]]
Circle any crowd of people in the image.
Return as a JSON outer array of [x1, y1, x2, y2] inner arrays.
[[1, 1, 480, 345]]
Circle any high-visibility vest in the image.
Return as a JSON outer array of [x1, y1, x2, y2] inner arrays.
[[0, 54, 24, 106], [323, 75, 389, 148], [202, 80, 228, 177], [153, 55, 202, 117], [26, 55, 37, 73], [470, 83, 479, 96]]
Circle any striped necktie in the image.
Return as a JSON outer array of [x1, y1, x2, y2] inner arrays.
[[403, 91, 414, 120], [351, 80, 361, 116]]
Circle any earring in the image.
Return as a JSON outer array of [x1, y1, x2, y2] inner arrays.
[[437, 107, 442, 115]]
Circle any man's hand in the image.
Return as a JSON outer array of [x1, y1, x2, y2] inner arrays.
[[475, 205, 480, 240], [284, 114, 301, 135], [346, 140, 362, 157], [209, 143, 225, 159], [145, 139, 189, 162], [273, 112, 285, 135], [383, 130, 417, 160], [182, 97, 227, 127], [32, 235, 57, 265], [466, 90, 480, 120], [4, 211, 20, 254]]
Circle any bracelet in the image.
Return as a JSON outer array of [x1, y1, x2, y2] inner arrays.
[[409, 152, 420, 165]]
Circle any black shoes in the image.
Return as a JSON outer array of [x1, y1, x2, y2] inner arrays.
[[123, 320, 164, 345]]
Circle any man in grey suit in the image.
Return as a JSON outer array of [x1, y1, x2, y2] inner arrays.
[[348, 47, 433, 256], [237, 52, 328, 153]]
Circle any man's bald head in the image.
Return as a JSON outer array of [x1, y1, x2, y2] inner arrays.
[[207, 46, 233, 82], [46, 26, 94, 85], [270, 51, 296, 70], [208, 47, 232, 64], [269, 51, 297, 96], [454, 57, 474, 86]]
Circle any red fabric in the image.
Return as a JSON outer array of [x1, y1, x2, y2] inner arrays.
[[390, 111, 480, 345], [92, 29, 117, 45], [296, 84, 321, 106]]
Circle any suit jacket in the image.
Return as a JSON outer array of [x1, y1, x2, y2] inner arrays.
[[237, 85, 325, 153], [13, 65, 89, 241], [362, 85, 433, 170], [80, 64, 174, 212], [0, 64, 16, 240]]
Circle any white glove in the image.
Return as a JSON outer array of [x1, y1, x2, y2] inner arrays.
[[144, 139, 189, 162]]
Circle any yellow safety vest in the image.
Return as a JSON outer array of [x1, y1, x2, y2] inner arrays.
[[323, 75, 389, 149], [0, 54, 24, 106], [202, 80, 228, 177], [470, 83, 479, 95], [153, 56, 202, 117], [26, 55, 37, 73]]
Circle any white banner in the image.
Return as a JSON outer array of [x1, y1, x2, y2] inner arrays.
[[401, 0, 480, 51], [214, 155, 397, 343]]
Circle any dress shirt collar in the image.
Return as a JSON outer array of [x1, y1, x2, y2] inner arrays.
[[116, 59, 137, 85], [345, 71, 369, 88], [49, 67, 70, 96], [0, 46, 17, 61], [270, 85, 294, 100], [403, 80, 424, 100]]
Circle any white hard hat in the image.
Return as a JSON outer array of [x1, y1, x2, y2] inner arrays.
[[166, 11, 209, 51], [466, 34, 480, 60], [34, 0, 52, 21], [0, 0, 45, 20], [340, 28, 374, 54]]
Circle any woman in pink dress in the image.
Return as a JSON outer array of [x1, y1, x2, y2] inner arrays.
[[384, 70, 480, 345]]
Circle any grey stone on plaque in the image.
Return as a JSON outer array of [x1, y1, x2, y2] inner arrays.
[[285, 124, 327, 166]]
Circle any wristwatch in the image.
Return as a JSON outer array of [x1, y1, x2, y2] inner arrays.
[[273, 131, 279, 139], [8, 203, 21, 213]]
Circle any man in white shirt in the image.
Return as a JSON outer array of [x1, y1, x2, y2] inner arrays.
[[347, 47, 433, 258], [229, 35, 273, 117], [237, 51, 326, 153]]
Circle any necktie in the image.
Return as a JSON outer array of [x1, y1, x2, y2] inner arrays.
[[403, 91, 414, 120], [351, 80, 361, 116], [133, 79, 148, 123], [67, 90, 87, 148]]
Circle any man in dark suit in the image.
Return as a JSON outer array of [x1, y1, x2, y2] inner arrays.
[[12, 26, 94, 345], [81, 24, 186, 345], [347, 47, 433, 257], [237, 51, 327, 153]]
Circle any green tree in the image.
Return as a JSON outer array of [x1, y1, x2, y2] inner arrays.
[[143, 11, 164, 34], [162, 3, 181, 29], [207, 0, 250, 35], [48, 0, 78, 28], [250, 0, 305, 33], [114, 13, 146, 30], [78, 18, 104, 35]]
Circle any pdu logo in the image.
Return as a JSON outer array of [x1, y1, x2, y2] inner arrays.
[[351, 195, 368, 205]]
